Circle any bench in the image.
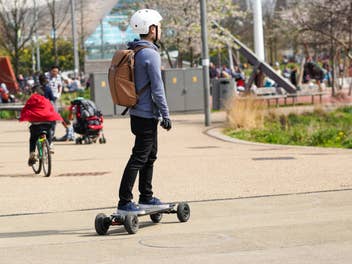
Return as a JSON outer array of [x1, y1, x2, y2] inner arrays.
[[253, 87, 287, 107], [284, 91, 328, 105], [0, 103, 65, 119], [0, 103, 25, 119], [0, 103, 24, 111]]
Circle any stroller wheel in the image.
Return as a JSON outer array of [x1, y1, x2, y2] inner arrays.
[[99, 137, 106, 144], [84, 137, 92, 144]]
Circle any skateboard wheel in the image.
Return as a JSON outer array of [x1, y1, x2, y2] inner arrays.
[[95, 213, 111, 235], [150, 213, 163, 223], [177, 203, 190, 222], [124, 215, 139, 234]]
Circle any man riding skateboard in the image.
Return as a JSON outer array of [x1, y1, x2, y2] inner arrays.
[[116, 9, 172, 215]]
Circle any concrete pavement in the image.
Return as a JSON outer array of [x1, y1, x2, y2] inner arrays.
[[0, 112, 351, 263]]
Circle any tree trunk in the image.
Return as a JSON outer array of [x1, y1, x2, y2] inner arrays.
[[14, 50, 19, 77], [177, 52, 183, 68], [217, 47, 222, 68], [53, 27, 58, 65], [159, 41, 173, 68], [80, 0, 85, 72], [50, 0, 58, 65], [329, 10, 335, 96], [190, 47, 194, 67], [269, 38, 274, 65]]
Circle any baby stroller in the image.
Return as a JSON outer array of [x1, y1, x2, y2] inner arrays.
[[70, 98, 106, 144]]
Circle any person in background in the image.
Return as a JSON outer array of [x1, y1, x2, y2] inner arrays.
[[209, 62, 219, 79], [39, 74, 55, 103], [55, 118, 75, 142], [19, 84, 62, 166], [231, 66, 246, 92], [0, 83, 9, 103], [47, 65, 63, 140], [17, 74, 26, 91], [47, 65, 62, 106], [220, 64, 231, 78], [290, 65, 298, 87]]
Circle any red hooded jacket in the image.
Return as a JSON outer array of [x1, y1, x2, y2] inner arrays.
[[19, 94, 63, 122]]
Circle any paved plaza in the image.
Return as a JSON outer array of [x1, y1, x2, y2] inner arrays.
[[0, 112, 352, 263]]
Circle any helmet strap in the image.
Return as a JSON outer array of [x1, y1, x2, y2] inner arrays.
[[153, 25, 160, 48]]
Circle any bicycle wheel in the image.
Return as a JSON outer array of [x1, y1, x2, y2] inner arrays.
[[31, 141, 42, 174], [42, 140, 52, 177]]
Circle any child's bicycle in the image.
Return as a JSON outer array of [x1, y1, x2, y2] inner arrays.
[[31, 131, 51, 177]]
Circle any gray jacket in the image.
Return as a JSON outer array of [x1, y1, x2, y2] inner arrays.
[[128, 40, 169, 119]]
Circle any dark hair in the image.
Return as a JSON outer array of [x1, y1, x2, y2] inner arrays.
[[139, 24, 158, 39], [39, 74, 48, 85], [31, 84, 44, 95], [51, 65, 60, 71], [139, 33, 149, 39]]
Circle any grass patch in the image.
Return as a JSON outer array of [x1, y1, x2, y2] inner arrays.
[[225, 105, 352, 149]]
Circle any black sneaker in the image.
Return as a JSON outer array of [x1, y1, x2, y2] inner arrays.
[[27, 152, 36, 166]]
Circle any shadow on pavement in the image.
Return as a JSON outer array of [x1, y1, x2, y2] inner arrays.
[[0, 228, 91, 238]]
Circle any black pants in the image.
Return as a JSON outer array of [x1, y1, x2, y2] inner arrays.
[[118, 115, 158, 206], [29, 123, 53, 153]]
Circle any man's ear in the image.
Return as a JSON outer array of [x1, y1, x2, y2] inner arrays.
[[149, 25, 156, 35]]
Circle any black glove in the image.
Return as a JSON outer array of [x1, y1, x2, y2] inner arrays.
[[160, 118, 172, 131]]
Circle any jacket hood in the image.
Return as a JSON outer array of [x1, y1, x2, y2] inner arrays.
[[127, 39, 158, 51], [19, 94, 63, 122]]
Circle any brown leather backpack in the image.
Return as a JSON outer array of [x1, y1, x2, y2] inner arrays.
[[108, 46, 149, 114]]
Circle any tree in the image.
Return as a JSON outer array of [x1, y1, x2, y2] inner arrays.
[[46, 0, 70, 64], [0, 0, 36, 76], [138, 0, 242, 68], [19, 37, 84, 74], [282, 0, 352, 94]]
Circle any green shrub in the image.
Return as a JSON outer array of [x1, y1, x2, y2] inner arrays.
[[0, 110, 16, 119], [226, 106, 352, 149]]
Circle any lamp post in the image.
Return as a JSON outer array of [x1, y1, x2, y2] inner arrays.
[[70, 0, 79, 77], [33, 0, 40, 71], [200, 0, 211, 126], [253, 0, 265, 61]]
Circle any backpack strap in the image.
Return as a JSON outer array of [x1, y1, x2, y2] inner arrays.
[[121, 82, 150, 116], [133, 45, 149, 56], [133, 45, 151, 97], [137, 82, 151, 96], [121, 46, 151, 116]]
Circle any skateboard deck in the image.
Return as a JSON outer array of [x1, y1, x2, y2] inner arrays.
[[115, 203, 176, 217], [95, 202, 190, 235]]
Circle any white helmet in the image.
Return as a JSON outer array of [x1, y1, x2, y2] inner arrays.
[[130, 9, 163, 34]]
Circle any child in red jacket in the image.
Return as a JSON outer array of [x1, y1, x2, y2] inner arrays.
[[19, 85, 63, 166]]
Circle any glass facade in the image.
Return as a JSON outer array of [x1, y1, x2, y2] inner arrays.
[[85, 0, 139, 60]]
